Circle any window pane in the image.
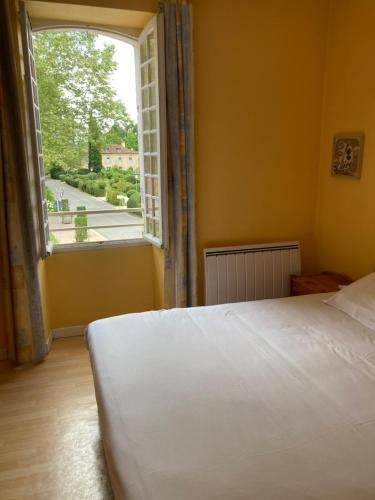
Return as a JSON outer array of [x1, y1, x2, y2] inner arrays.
[[151, 155, 158, 175], [142, 110, 150, 130], [145, 196, 152, 215], [150, 109, 157, 130], [154, 221, 160, 238], [146, 217, 154, 235], [149, 60, 156, 83], [149, 85, 156, 106], [152, 198, 159, 217], [144, 155, 151, 174], [142, 87, 149, 108], [143, 133, 150, 152], [152, 176, 158, 196], [141, 65, 148, 86], [150, 133, 157, 152], [145, 176, 152, 194], [147, 32, 155, 58], [141, 41, 147, 63]]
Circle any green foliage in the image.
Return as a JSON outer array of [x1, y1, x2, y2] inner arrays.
[[126, 189, 136, 198], [127, 191, 141, 208], [33, 31, 134, 170], [124, 174, 136, 184], [75, 205, 88, 242], [88, 116, 103, 172], [50, 165, 64, 179], [46, 187, 57, 212], [61, 199, 70, 211], [106, 189, 121, 206], [103, 105, 138, 151]]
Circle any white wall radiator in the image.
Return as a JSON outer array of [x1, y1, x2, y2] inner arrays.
[[204, 241, 301, 305]]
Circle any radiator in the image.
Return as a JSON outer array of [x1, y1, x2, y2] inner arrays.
[[204, 241, 301, 305]]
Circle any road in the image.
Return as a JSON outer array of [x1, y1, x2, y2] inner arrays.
[[47, 179, 143, 243]]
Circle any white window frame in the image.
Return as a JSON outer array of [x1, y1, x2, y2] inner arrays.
[[136, 15, 168, 248], [20, 2, 51, 257], [20, 13, 167, 252]]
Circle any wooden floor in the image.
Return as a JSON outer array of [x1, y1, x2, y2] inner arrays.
[[0, 337, 113, 499]]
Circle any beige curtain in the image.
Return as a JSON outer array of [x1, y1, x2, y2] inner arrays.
[[161, 0, 198, 308], [0, 0, 47, 363]]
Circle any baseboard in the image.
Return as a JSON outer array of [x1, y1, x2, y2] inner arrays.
[[0, 348, 7, 361], [52, 325, 87, 339]]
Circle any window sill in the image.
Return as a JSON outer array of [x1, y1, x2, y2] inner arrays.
[[51, 238, 151, 254]]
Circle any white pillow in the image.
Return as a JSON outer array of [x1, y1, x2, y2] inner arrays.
[[324, 272, 375, 331]]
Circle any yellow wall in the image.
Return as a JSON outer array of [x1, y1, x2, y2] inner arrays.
[[152, 245, 164, 309], [38, 260, 51, 339], [45, 245, 155, 328], [315, 0, 375, 279], [192, 0, 329, 301], [17, 0, 375, 333]]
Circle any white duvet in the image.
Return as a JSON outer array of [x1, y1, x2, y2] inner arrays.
[[87, 293, 375, 500]]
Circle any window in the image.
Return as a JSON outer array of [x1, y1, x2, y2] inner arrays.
[[138, 17, 166, 245], [21, 11, 166, 250]]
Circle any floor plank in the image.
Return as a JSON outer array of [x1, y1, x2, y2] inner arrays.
[[0, 337, 113, 499]]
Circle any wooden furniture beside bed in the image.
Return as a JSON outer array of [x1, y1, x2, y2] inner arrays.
[[291, 271, 353, 296]]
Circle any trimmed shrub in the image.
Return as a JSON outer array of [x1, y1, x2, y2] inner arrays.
[[127, 191, 141, 208], [126, 189, 136, 199], [125, 174, 136, 184], [75, 205, 88, 242], [78, 180, 87, 192], [106, 189, 121, 206], [50, 165, 64, 179], [61, 199, 70, 211]]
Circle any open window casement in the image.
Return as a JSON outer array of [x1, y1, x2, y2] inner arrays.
[[137, 16, 167, 247], [20, 2, 51, 258]]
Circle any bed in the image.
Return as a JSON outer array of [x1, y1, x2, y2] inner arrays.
[[87, 292, 375, 500]]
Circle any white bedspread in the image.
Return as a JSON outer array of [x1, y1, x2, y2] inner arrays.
[[87, 293, 375, 500]]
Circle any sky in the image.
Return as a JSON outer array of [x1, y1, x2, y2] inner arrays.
[[96, 35, 138, 122]]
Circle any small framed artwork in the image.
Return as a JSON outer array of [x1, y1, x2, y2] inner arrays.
[[331, 132, 364, 178]]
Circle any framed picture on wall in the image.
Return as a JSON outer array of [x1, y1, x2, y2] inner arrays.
[[331, 133, 364, 178]]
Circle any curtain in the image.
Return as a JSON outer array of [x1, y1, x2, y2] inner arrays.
[[0, 0, 47, 363], [161, 0, 197, 308]]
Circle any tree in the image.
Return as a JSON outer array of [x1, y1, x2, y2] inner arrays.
[[33, 31, 135, 170], [88, 116, 102, 172], [104, 102, 139, 151]]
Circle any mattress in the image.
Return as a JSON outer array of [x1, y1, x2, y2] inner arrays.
[[87, 293, 375, 500]]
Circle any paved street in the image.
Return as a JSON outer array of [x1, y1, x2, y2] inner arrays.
[[47, 179, 143, 243]]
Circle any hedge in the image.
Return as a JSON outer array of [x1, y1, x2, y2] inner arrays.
[[106, 189, 121, 206], [75, 205, 88, 242], [127, 191, 141, 208]]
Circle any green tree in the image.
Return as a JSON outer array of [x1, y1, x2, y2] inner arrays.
[[104, 102, 138, 151], [33, 31, 134, 170], [88, 116, 103, 172]]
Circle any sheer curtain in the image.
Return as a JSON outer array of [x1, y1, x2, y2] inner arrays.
[[161, 0, 198, 308], [0, 0, 47, 363]]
